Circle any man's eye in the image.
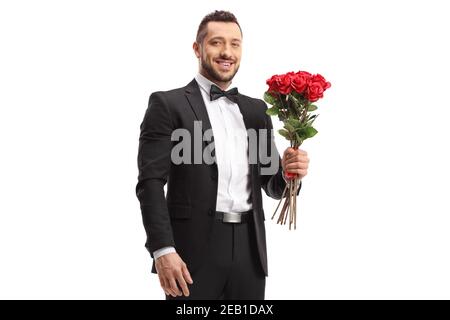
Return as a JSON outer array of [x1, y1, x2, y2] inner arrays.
[[232, 43, 240, 48], [211, 41, 220, 45]]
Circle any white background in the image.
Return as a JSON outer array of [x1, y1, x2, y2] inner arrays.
[[1, 0, 449, 299]]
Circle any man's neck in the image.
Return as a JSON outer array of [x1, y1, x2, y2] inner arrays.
[[199, 70, 231, 91]]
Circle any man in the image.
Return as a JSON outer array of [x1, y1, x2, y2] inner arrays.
[[136, 10, 309, 300]]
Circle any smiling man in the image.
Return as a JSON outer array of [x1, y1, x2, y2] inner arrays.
[[136, 10, 310, 300], [194, 19, 241, 88]]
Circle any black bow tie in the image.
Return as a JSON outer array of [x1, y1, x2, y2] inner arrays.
[[210, 84, 239, 103]]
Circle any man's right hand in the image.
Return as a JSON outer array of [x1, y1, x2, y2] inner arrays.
[[155, 252, 193, 297]]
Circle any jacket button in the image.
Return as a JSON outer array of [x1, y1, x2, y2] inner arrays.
[[208, 209, 214, 216], [211, 172, 217, 180]]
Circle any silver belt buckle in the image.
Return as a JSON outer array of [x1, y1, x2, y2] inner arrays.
[[223, 212, 242, 223]]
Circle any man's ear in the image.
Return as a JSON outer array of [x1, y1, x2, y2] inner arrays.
[[193, 42, 201, 59]]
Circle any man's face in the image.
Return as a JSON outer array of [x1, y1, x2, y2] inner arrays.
[[194, 21, 242, 85]]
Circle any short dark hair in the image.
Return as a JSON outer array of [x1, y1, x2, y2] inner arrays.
[[196, 10, 242, 45]]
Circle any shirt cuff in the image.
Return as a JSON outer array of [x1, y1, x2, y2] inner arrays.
[[153, 246, 176, 260]]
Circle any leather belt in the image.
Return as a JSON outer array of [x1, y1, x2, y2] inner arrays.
[[215, 210, 252, 223]]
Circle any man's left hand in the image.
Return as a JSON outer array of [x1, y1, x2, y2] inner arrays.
[[281, 147, 310, 180]]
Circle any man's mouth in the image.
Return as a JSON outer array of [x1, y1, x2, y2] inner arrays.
[[215, 59, 234, 71]]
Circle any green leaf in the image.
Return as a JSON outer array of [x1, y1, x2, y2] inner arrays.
[[263, 91, 278, 105], [295, 126, 318, 140], [292, 91, 308, 104], [295, 128, 306, 140], [304, 126, 318, 138], [278, 129, 290, 139], [284, 123, 295, 132], [306, 114, 319, 126], [295, 132, 303, 145], [287, 118, 302, 129], [308, 104, 318, 111], [265, 107, 279, 116]]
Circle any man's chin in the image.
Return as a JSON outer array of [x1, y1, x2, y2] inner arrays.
[[213, 70, 237, 82]]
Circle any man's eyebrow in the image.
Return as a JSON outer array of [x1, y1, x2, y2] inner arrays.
[[208, 36, 225, 42], [208, 36, 242, 42]]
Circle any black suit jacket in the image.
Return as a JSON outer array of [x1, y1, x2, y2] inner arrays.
[[136, 79, 301, 277]]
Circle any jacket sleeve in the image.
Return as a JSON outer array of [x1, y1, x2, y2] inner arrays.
[[136, 92, 175, 257], [259, 101, 301, 200]]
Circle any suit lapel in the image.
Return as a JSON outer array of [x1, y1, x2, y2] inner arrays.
[[235, 94, 256, 132], [185, 79, 213, 139], [235, 94, 259, 202]]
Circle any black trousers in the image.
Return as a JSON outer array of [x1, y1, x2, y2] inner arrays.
[[166, 215, 266, 300]]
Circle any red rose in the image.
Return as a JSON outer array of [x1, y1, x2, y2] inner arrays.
[[305, 81, 325, 102], [291, 71, 312, 94], [266, 75, 280, 92], [266, 73, 293, 95], [304, 74, 331, 102], [311, 74, 331, 91]]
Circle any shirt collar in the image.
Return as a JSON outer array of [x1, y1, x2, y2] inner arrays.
[[194, 72, 235, 95]]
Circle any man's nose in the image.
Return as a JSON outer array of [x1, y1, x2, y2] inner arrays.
[[220, 43, 232, 58]]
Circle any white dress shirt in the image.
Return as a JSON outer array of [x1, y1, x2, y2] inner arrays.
[[153, 73, 253, 260]]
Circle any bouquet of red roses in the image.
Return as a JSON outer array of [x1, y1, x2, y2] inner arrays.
[[264, 71, 331, 229]]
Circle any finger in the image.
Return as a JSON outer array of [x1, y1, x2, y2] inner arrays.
[[162, 275, 177, 297], [290, 151, 308, 160], [284, 147, 296, 158], [166, 284, 177, 298], [176, 272, 190, 297], [182, 265, 194, 284], [286, 169, 307, 176], [288, 161, 308, 169], [285, 149, 307, 162], [296, 153, 309, 162], [160, 277, 172, 296], [159, 276, 168, 294], [169, 277, 182, 296], [299, 157, 309, 164], [285, 162, 308, 170], [287, 154, 309, 165], [285, 157, 306, 165], [283, 154, 295, 165]]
